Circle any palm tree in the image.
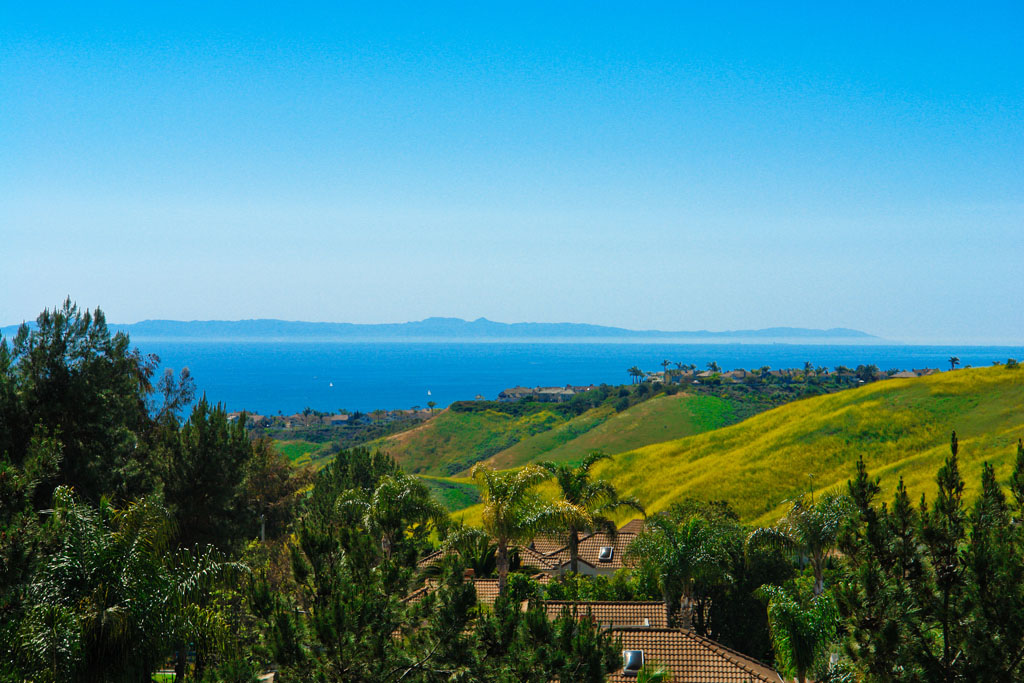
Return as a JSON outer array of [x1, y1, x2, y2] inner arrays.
[[540, 452, 644, 573], [804, 361, 814, 376], [21, 487, 243, 682], [470, 464, 590, 595], [341, 471, 447, 561], [637, 665, 672, 683], [625, 513, 731, 618], [748, 492, 850, 596], [673, 362, 686, 384], [627, 366, 643, 385], [660, 360, 671, 382], [427, 400, 437, 414], [706, 361, 720, 373], [949, 356, 960, 371], [757, 584, 838, 683]]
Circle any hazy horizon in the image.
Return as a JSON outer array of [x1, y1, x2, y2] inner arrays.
[[4, 3, 1022, 345]]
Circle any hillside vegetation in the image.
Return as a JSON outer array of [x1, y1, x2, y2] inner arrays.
[[449, 367, 1024, 528], [469, 393, 735, 473], [375, 388, 750, 476], [594, 366, 1024, 526]]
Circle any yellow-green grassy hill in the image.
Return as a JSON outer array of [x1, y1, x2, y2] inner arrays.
[[451, 367, 1024, 528], [374, 392, 737, 477]]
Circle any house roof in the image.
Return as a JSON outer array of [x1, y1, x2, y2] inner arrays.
[[544, 601, 669, 629], [618, 519, 645, 535], [416, 545, 557, 573], [404, 575, 551, 607], [531, 534, 569, 555], [546, 531, 639, 571], [607, 628, 781, 682]]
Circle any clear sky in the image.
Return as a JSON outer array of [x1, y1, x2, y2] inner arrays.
[[3, 2, 1022, 343]]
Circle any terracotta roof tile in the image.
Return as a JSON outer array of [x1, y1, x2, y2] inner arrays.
[[544, 601, 669, 629], [404, 575, 551, 607], [618, 518, 646, 534], [531, 534, 569, 555], [547, 532, 639, 570], [607, 628, 781, 682], [416, 545, 557, 573]]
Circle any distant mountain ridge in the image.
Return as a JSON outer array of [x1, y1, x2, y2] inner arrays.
[[0, 316, 878, 342]]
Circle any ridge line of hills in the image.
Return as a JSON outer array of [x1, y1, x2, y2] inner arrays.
[[1, 316, 880, 342]]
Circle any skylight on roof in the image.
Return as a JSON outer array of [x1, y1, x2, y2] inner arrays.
[[622, 649, 644, 674], [598, 546, 614, 562]]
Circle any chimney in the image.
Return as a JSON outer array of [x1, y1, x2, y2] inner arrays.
[[464, 568, 475, 579]]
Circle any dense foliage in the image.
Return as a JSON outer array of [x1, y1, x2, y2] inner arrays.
[[5, 300, 1024, 682]]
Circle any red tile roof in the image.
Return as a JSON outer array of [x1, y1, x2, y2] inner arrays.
[[416, 545, 557, 573], [531, 534, 569, 555], [546, 532, 639, 571], [618, 518, 646, 534], [607, 628, 781, 682], [544, 601, 669, 629], [405, 575, 552, 606]]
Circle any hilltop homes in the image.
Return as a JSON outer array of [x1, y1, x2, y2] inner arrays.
[[497, 384, 597, 402], [410, 519, 782, 682]]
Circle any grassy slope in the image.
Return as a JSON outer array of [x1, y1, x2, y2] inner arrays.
[[274, 440, 322, 466], [593, 366, 1024, 526], [418, 475, 482, 512], [472, 393, 735, 473], [449, 367, 1024, 528], [377, 392, 740, 477], [372, 407, 568, 475]]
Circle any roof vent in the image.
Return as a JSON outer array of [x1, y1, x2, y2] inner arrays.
[[598, 546, 614, 562], [643, 617, 650, 627], [622, 649, 644, 675]]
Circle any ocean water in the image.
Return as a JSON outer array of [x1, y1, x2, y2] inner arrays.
[[130, 340, 1024, 415]]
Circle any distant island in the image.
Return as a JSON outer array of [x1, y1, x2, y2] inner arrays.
[[1, 316, 882, 344]]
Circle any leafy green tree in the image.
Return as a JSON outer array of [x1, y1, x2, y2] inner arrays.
[[838, 433, 1024, 680], [749, 492, 850, 596], [758, 581, 838, 683], [540, 451, 643, 573], [16, 487, 242, 683], [637, 665, 672, 683], [158, 397, 255, 552], [6, 299, 159, 504], [342, 471, 447, 564], [625, 505, 731, 618], [470, 464, 589, 595], [245, 438, 314, 542]]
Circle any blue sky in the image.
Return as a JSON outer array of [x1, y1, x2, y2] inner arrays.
[[3, 2, 1022, 343]]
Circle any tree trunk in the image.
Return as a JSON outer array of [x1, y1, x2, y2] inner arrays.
[[569, 527, 579, 574], [812, 552, 825, 596], [497, 540, 509, 596], [175, 646, 187, 682]]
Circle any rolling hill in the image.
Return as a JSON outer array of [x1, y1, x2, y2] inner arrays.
[[465, 393, 736, 474], [449, 366, 1024, 528], [373, 391, 745, 477]]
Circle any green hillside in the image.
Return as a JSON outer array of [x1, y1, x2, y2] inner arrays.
[[373, 405, 569, 475], [449, 367, 1024, 528], [470, 393, 735, 473], [375, 389, 748, 477], [594, 366, 1024, 526]]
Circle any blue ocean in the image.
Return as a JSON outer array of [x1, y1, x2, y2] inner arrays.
[[130, 340, 1024, 415]]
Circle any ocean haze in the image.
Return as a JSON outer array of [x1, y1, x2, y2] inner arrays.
[[119, 339, 1024, 415], [0, 317, 879, 344]]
